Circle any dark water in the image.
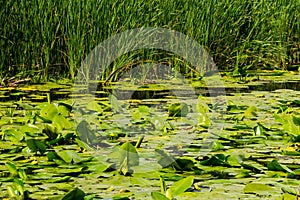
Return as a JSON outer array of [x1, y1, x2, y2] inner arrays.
[[102, 80, 300, 99], [0, 80, 299, 102]]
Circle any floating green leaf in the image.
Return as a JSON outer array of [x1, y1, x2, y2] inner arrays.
[[61, 188, 85, 200], [26, 139, 47, 154], [57, 150, 83, 164], [119, 142, 139, 167], [86, 101, 103, 113], [5, 161, 18, 177], [151, 192, 169, 200], [76, 120, 98, 145], [166, 176, 194, 199], [40, 103, 58, 121], [267, 159, 293, 173], [244, 182, 276, 195]]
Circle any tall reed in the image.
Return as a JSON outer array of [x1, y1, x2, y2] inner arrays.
[[0, 0, 298, 81]]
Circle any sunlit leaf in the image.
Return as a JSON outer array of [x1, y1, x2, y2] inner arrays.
[[166, 176, 194, 198], [151, 192, 169, 200], [168, 103, 188, 117], [5, 161, 18, 177]]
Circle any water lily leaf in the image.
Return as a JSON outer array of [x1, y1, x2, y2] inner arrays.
[[241, 106, 257, 120], [274, 113, 300, 136], [244, 182, 276, 195], [48, 176, 71, 183], [7, 185, 18, 198], [119, 142, 139, 167], [75, 138, 93, 151], [119, 156, 133, 176], [281, 193, 298, 200], [61, 188, 85, 200], [155, 149, 178, 169], [58, 102, 73, 112], [4, 129, 24, 142], [18, 168, 27, 180], [56, 150, 82, 164], [267, 159, 293, 173], [292, 116, 300, 126], [151, 115, 167, 130], [166, 176, 194, 198], [47, 151, 60, 161], [43, 124, 58, 140], [52, 114, 73, 132], [151, 192, 169, 200], [240, 162, 264, 173], [281, 185, 298, 196], [26, 139, 47, 154], [58, 102, 72, 117], [131, 109, 143, 121], [235, 171, 250, 178], [7, 178, 26, 198], [40, 104, 58, 121], [138, 105, 150, 114], [174, 158, 196, 171], [200, 154, 231, 167], [76, 120, 98, 145], [5, 161, 18, 177], [109, 94, 123, 113], [86, 101, 103, 113], [19, 124, 40, 135], [168, 103, 188, 117], [226, 100, 240, 112]]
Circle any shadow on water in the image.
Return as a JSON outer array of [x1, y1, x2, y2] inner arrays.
[[0, 80, 299, 102], [96, 80, 300, 100]]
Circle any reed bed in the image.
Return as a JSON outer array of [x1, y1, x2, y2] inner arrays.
[[0, 0, 299, 80]]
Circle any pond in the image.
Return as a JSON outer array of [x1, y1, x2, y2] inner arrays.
[[0, 72, 300, 199]]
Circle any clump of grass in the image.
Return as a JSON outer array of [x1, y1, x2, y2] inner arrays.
[[0, 0, 299, 81]]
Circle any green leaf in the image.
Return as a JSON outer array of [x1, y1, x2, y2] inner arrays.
[[26, 139, 47, 154], [267, 159, 293, 173], [168, 103, 188, 117], [4, 129, 24, 142], [119, 142, 139, 167], [151, 115, 167, 130], [61, 188, 85, 200], [166, 176, 194, 198], [119, 156, 133, 176], [109, 94, 123, 113], [244, 183, 276, 195], [160, 176, 166, 193], [57, 150, 83, 164], [75, 138, 93, 151], [86, 101, 103, 113], [155, 149, 178, 169], [52, 114, 73, 132], [40, 103, 58, 121], [5, 161, 18, 177], [13, 179, 25, 196], [76, 120, 98, 145], [200, 154, 231, 167], [151, 192, 169, 200], [243, 106, 257, 119], [58, 104, 71, 117], [18, 168, 27, 180], [7, 185, 19, 198]]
